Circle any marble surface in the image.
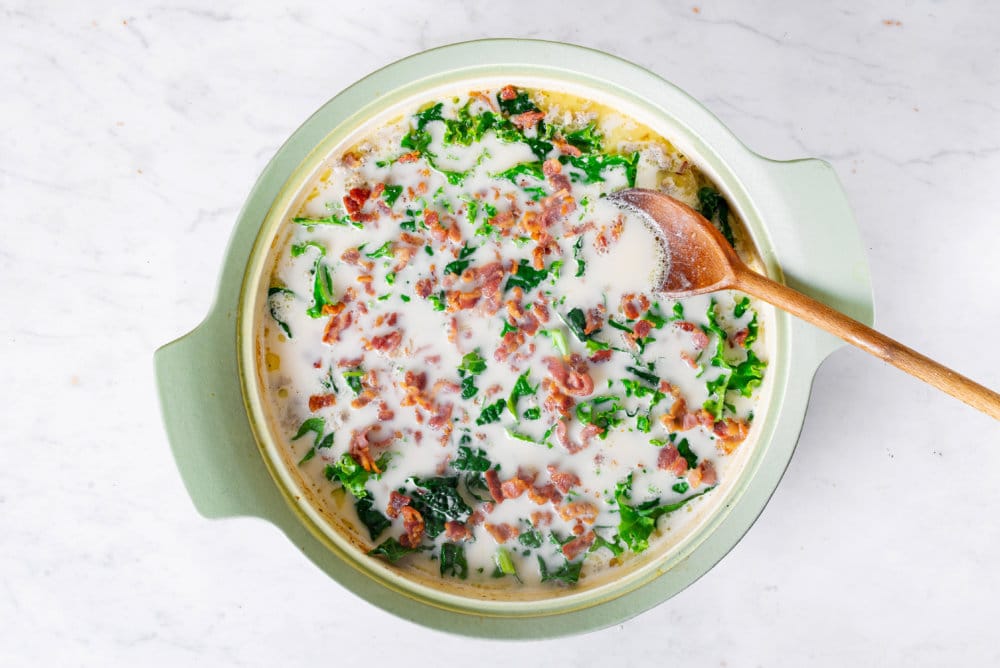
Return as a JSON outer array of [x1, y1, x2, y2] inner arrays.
[[3, 0, 999, 664]]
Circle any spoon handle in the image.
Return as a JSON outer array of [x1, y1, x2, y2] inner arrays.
[[735, 267, 1000, 420]]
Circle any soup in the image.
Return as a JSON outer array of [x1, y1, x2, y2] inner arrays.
[[257, 85, 766, 589]]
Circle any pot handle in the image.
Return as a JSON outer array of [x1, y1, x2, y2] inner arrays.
[[155, 308, 286, 521], [756, 157, 875, 367]]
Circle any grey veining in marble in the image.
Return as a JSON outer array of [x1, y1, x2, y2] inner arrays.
[[2, 1, 998, 665]]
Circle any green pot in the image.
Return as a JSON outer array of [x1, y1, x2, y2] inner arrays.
[[155, 39, 873, 639]]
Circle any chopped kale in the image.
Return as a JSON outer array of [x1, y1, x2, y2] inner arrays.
[[267, 287, 294, 338], [364, 241, 393, 259], [369, 537, 419, 563], [573, 236, 587, 277], [440, 543, 469, 579], [559, 152, 640, 188], [563, 122, 603, 154], [444, 243, 477, 275], [507, 370, 538, 417], [494, 161, 545, 184], [676, 438, 698, 469], [452, 445, 491, 473], [614, 474, 715, 553], [343, 367, 365, 396], [538, 556, 583, 585], [503, 259, 549, 293], [729, 349, 766, 397], [323, 452, 381, 499], [734, 296, 751, 318], [354, 495, 391, 541], [497, 88, 539, 116], [291, 417, 326, 449], [476, 398, 507, 426], [409, 476, 473, 539], [523, 406, 541, 420], [292, 213, 354, 227], [458, 349, 487, 375], [697, 186, 735, 247], [518, 530, 543, 548]]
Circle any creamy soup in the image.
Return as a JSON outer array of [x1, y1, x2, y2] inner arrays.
[[258, 86, 766, 588]]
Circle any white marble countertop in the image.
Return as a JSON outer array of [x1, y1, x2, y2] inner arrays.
[[4, 1, 999, 664]]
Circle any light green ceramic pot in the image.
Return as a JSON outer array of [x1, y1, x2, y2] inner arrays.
[[155, 39, 873, 639]]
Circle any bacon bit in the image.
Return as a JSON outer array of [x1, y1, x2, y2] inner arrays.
[[531, 244, 547, 270], [350, 426, 383, 473], [342, 151, 362, 168], [506, 299, 526, 321], [343, 187, 375, 223], [338, 356, 364, 367], [377, 401, 395, 421], [660, 394, 688, 432], [542, 158, 572, 195], [447, 288, 481, 312], [544, 355, 595, 397], [321, 302, 345, 317], [392, 245, 416, 272], [322, 309, 353, 344], [478, 261, 506, 315], [552, 137, 583, 157], [610, 215, 624, 241], [688, 460, 717, 489], [714, 418, 750, 454], [676, 321, 710, 350], [542, 379, 575, 417], [494, 329, 527, 363], [399, 231, 425, 246], [414, 278, 434, 298], [342, 287, 357, 303], [386, 491, 411, 519], [500, 471, 535, 500], [341, 248, 361, 264], [511, 110, 545, 130], [312, 360, 322, 369], [534, 297, 550, 323], [557, 501, 599, 525], [445, 521, 473, 541], [398, 506, 425, 548], [531, 511, 553, 527], [432, 379, 461, 395], [308, 394, 336, 412], [589, 348, 613, 363], [371, 182, 386, 199], [446, 317, 458, 343], [622, 295, 641, 320], [397, 151, 420, 164], [357, 274, 373, 284], [368, 329, 402, 353], [404, 370, 427, 390], [386, 312, 398, 327], [427, 402, 453, 432], [484, 522, 520, 543], [498, 85, 518, 101], [469, 90, 498, 111], [680, 351, 699, 369], [484, 469, 504, 503], [632, 319, 653, 340], [424, 208, 440, 229], [733, 328, 750, 347], [584, 305, 605, 335], [469, 502, 494, 527], [562, 531, 596, 560], [547, 465, 581, 494], [657, 444, 689, 476], [526, 483, 563, 505], [553, 420, 586, 454]]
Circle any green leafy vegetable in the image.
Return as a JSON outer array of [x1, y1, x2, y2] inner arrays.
[[409, 476, 472, 539], [507, 370, 538, 417], [267, 287, 294, 338], [676, 438, 698, 469], [364, 241, 393, 259], [729, 349, 766, 397], [503, 260, 549, 293], [575, 396, 622, 434], [518, 530, 543, 548], [559, 152, 640, 187], [614, 474, 715, 553], [354, 495, 391, 541], [541, 328, 570, 357], [292, 213, 354, 227], [292, 417, 326, 448], [573, 236, 587, 277], [323, 452, 380, 499], [494, 161, 545, 184], [563, 122, 603, 154], [452, 445, 491, 473], [343, 367, 365, 396], [523, 407, 541, 420], [382, 184, 403, 207], [561, 307, 589, 342], [698, 186, 735, 247], [538, 556, 583, 585], [444, 243, 477, 275], [440, 543, 469, 579], [734, 296, 751, 318], [672, 481, 690, 494], [494, 547, 518, 579], [497, 88, 539, 116], [458, 349, 487, 375], [369, 537, 419, 563], [742, 312, 759, 348], [476, 399, 506, 426]]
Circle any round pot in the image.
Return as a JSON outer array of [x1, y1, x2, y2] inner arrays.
[[155, 39, 873, 639]]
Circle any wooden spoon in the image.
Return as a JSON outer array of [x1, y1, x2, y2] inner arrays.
[[608, 188, 1000, 420]]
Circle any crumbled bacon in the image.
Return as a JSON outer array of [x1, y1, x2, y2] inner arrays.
[[478, 261, 506, 315], [589, 348, 613, 363], [414, 278, 434, 298], [552, 136, 583, 157], [511, 110, 545, 130], [557, 501, 599, 525], [733, 328, 750, 347], [338, 356, 364, 367], [632, 319, 653, 340], [544, 355, 594, 397], [498, 85, 518, 101], [342, 151, 362, 168], [427, 402, 453, 433], [445, 520, 473, 541], [500, 471, 535, 500], [343, 187, 375, 223], [397, 151, 420, 164], [321, 302, 345, 317], [368, 329, 402, 353], [484, 469, 504, 503], [398, 506, 425, 548], [714, 418, 750, 454], [484, 522, 520, 543], [562, 531, 596, 561], [542, 379, 574, 417], [657, 443, 689, 476], [531, 511, 553, 527], [447, 288, 481, 312], [308, 394, 336, 412], [377, 401, 394, 421], [386, 491, 411, 519], [469, 502, 494, 527], [547, 465, 580, 494], [526, 483, 563, 506], [675, 321, 709, 350], [322, 309, 353, 344], [350, 426, 387, 473], [584, 305, 605, 335], [543, 158, 572, 195], [688, 460, 717, 488]]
